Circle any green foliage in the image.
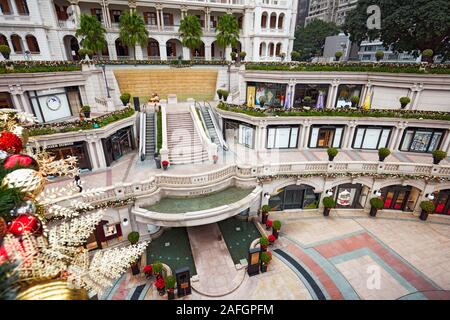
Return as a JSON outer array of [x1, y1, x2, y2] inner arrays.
[[335, 51, 343, 60], [239, 51, 247, 58], [327, 147, 338, 157], [81, 105, 91, 112], [216, 14, 240, 59], [230, 51, 237, 60], [0, 184, 24, 221], [291, 50, 301, 61], [378, 147, 391, 158], [399, 97, 411, 105], [120, 92, 131, 104], [0, 262, 18, 300], [422, 49, 434, 57], [0, 63, 81, 74], [375, 51, 385, 61], [293, 19, 340, 61], [350, 95, 360, 104], [432, 150, 447, 160], [152, 261, 163, 274], [119, 11, 149, 60], [343, 0, 450, 61], [0, 45, 11, 55], [260, 251, 272, 264], [322, 196, 336, 208], [28, 127, 57, 136], [259, 236, 269, 247], [179, 15, 203, 53], [127, 231, 140, 244], [272, 220, 281, 230], [76, 14, 107, 56], [370, 197, 384, 209], [164, 275, 176, 289], [78, 48, 93, 58], [420, 200, 435, 214], [261, 205, 271, 213], [304, 201, 318, 209]]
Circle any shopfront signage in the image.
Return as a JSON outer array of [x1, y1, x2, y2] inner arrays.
[[46, 142, 75, 149]]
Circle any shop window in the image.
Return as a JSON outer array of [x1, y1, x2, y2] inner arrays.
[[247, 82, 287, 108], [223, 120, 255, 149], [268, 184, 320, 211], [333, 184, 363, 209], [0, 0, 11, 14], [28, 88, 73, 122], [47, 142, 92, 171], [110, 10, 121, 23], [380, 185, 417, 211], [352, 126, 392, 150], [309, 126, 344, 148], [14, 0, 29, 15], [10, 34, 23, 53], [102, 126, 135, 166], [433, 190, 450, 215], [0, 92, 13, 109], [335, 84, 363, 108], [25, 35, 40, 53], [294, 84, 329, 108], [267, 126, 299, 149], [400, 128, 444, 153]]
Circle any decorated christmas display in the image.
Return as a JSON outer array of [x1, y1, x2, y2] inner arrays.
[[0, 109, 147, 300]]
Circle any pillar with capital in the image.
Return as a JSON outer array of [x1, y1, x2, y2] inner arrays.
[[410, 83, 424, 110], [326, 79, 340, 109], [344, 120, 358, 149]]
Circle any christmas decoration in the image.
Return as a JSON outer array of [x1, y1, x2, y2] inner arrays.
[[0, 217, 6, 239], [3, 154, 39, 170], [337, 189, 351, 206], [2, 168, 45, 197], [8, 214, 42, 236], [0, 131, 23, 154]]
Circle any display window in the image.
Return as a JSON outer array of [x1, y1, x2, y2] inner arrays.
[[293, 84, 329, 108], [223, 119, 255, 149], [46, 141, 92, 170], [335, 84, 363, 108], [400, 128, 444, 153], [352, 126, 392, 150], [332, 184, 363, 209], [433, 190, 450, 215], [102, 126, 135, 166], [268, 184, 320, 211], [0, 92, 13, 109], [267, 126, 299, 149], [380, 185, 418, 211], [309, 126, 344, 148], [246, 82, 287, 107]]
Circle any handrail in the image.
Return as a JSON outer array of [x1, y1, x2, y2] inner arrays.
[[153, 109, 158, 155], [194, 101, 210, 139], [190, 104, 211, 159], [204, 101, 228, 150], [139, 112, 146, 161]]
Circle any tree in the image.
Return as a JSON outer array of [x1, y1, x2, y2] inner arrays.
[[343, 0, 450, 61], [75, 13, 107, 57], [179, 15, 203, 58], [293, 19, 340, 61], [216, 14, 240, 60], [119, 10, 149, 60]]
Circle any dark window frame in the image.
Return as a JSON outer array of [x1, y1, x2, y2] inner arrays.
[[351, 125, 393, 150], [308, 125, 345, 149], [399, 127, 444, 154], [266, 125, 300, 149]]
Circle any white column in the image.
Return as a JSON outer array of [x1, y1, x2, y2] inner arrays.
[[252, 37, 260, 62], [87, 141, 99, 170], [11, 94, 24, 112], [156, 9, 161, 30], [159, 43, 167, 60], [440, 130, 450, 153], [298, 125, 305, 150], [10, 0, 18, 15], [345, 125, 356, 149], [393, 127, 406, 151], [95, 141, 107, 169], [302, 125, 311, 148], [326, 84, 334, 109], [411, 90, 422, 110], [134, 45, 143, 60], [19, 93, 33, 115], [160, 9, 165, 30], [182, 46, 190, 60], [205, 44, 212, 61], [388, 127, 399, 150]]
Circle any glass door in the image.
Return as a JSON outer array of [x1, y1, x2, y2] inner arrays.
[[382, 186, 411, 210], [435, 191, 450, 215], [284, 189, 303, 210]]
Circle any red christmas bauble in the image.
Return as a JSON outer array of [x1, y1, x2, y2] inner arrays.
[[8, 214, 42, 236], [3, 154, 39, 170], [0, 131, 23, 154]]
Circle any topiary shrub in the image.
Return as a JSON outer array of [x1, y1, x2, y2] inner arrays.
[[259, 236, 269, 247], [350, 95, 360, 107], [432, 150, 447, 164], [420, 200, 435, 214], [127, 231, 140, 244], [378, 148, 391, 161], [0, 45, 11, 60], [422, 49, 434, 63], [291, 50, 301, 61], [375, 50, 384, 61], [327, 147, 338, 161], [78, 48, 93, 59], [120, 92, 131, 106], [230, 51, 237, 60], [239, 51, 247, 60], [260, 251, 272, 264], [399, 96, 411, 109], [370, 197, 384, 209], [152, 261, 163, 274], [164, 275, 176, 289], [261, 205, 271, 213], [335, 51, 343, 61], [272, 220, 281, 230]]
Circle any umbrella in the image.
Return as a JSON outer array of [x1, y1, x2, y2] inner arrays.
[[316, 91, 325, 109], [362, 87, 373, 110]]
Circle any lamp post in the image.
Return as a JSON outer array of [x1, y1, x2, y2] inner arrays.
[[101, 64, 111, 98]]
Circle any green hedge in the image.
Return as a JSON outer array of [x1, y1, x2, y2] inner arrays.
[[28, 107, 135, 136], [0, 62, 81, 74], [217, 102, 450, 121]]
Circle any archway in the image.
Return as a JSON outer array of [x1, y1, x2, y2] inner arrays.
[[115, 38, 129, 59], [261, 12, 268, 28], [275, 43, 282, 56], [268, 184, 320, 211], [0, 34, 8, 47], [379, 184, 421, 212], [10, 34, 23, 54], [278, 13, 284, 29], [269, 13, 277, 29], [259, 42, 266, 57], [63, 35, 79, 60], [430, 189, 450, 215], [146, 38, 160, 59], [166, 38, 182, 59], [211, 40, 225, 60], [268, 43, 274, 57], [25, 35, 40, 54], [191, 40, 205, 60]]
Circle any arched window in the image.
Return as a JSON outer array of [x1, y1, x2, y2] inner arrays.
[[0, 0, 12, 15], [276, 43, 282, 56], [261, 12, 268, 28], [268, 43, 274, 56], [25, 35, 40, 53], [0, 34, 8, 47], [15, 0, 29, 15], [10, 34, 23, 53], [259, 42, 266, 56], [269, 13, 276, 29], [278, 13, 284, 29]]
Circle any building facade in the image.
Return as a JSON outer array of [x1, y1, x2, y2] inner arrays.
[[0, 0, 298, 62], [305, 0, 358, 26]]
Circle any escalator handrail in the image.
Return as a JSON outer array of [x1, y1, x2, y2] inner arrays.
[[204, 101, 228, 150], [139, 111, 146, 161]]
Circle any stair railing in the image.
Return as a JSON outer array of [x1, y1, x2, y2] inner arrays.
[[139, 111, 146, 161], [153, 110, 158, 156], [204, 101, 228, 151]]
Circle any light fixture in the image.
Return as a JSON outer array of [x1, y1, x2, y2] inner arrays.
[[264, 192, 271, 199], [326, 189, 333, 196], [426, 193, 435, 200], [374, 190, 382, 197], [122, 218, 129, 227]]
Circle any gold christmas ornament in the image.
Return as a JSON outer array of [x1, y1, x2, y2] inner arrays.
[[17, 279, 89, 300], [2, 169, 45, 197]]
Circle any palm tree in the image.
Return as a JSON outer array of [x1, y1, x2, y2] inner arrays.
[[216, 14, 239, 60], [75, 13, 107, 57], [119, 10, 149, 60], [179, 15, 203, 59]]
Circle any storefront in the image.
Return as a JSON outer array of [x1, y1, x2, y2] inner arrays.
[[432, 189, 450, 215], [266, 125, 299, 149], [380, 185, 419, 211], [352, 126, 393, 150], [0, 92, 13, 109], [268, 184, 320, 211], [86, 220, 123, 250], [335, 84, 364, 108], [102, 126, 136, 166], [223, 119, 255, 148], [293, 84, 329, 108], [246, 82, 287, 107], [46, 141, 92, 170], [331, 183, 367, 209], [309, 125, 345, 148], [399, 127, 444, 153], [28, 86, 82, 123]]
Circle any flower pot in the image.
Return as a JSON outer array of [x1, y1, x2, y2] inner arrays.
[[379, 156, 386, 162], [369, 207, 378, 217], [218, 93, 223, 100], [261, 212, 269, 224], [433, 157, 441, 165], [223, 95, 228, 102], [163, 165, 168, 171], [400, 103, 407, 109], [265, 225, 271, 230], [328, 155, 335, 161], [83, 111, 90, 118], [323, 207, 330, 216], [122, 101, 128, 106], [261, 245, 267, 252], [260, 262, 268, 273], [158, 288, 166, 296], [2, 52, 10, 60], [272, 229, 279, 239], [131, 262, 140, 275], [419, 211, 429, 221], [167, 289, 175, 300]]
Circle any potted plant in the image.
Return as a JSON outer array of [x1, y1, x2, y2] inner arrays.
[[230, 51, 237, 61], [120, 92, 131, 106], [272, 220, 281, 239], [0, 45, 11, 60], [164, 275, 176, 300], [78, 48, 93, 59], [162, 160, 169, 170], [335, 51, 343, 61], [378, 148, 391, 162], [222, 90, 229, 102], [303, 96, 312, 107], [432, 150, 447, 165], [327, 147, 338, 161], [155, 277, 165, 295], [81, 105, 91, 118], [322, 196, 335, 216], [217, 89, 223, 100], [260, 251, 272, 273], [152, 261, 163, 279], [265, 219, 272, 230], [369, 197, 384, 217], [143, 264, 153, 279], [239, 51, 246, 61], [375, 50, 384, 62], [268, 234, 276, 245], [419, 200, 435, 221], [130, 260, 141, 275], [421, 49, 434, 63], [350, 95, 360, 108], [261, 205, 271, 224], [399, 96, 411, 109], [259, 236, 269, 251], [258, 96, 266, 107], [127, 231, 140, 244]]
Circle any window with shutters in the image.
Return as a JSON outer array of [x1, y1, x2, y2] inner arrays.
[[25, 35, 40, 53]]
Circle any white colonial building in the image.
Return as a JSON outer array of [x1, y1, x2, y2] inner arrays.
[[0, 0, 298, 62]]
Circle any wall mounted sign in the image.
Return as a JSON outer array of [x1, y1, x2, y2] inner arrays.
[[46, 96, 62, 111], [337, 189, 351, 206]]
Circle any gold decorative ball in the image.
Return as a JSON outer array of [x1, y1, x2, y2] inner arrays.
[[17, 279, 89, 300], [2, 169, 45, 197]]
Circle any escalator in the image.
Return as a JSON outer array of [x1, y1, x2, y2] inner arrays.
[[196, 101, 228, 150], [139, 111, 157, 161]]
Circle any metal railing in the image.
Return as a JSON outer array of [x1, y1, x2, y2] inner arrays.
[[204, 101, 229, 150], [139, 112, 146, 161]]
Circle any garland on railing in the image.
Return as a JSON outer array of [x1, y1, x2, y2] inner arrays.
[[257, 172, 450, 183], [27, 107, 135, 136]]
